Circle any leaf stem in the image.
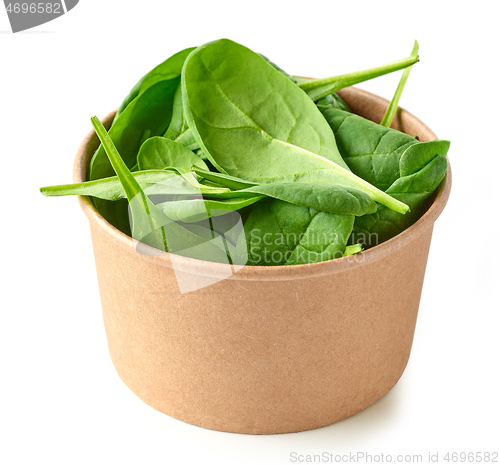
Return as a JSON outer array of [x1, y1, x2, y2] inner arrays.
[[344, 244, 363, 256], [276, 140, 410, 214], [90, 117, 168, 251], [299, 55, 419, 101], [380, 41, 419, 127], [90, 117, 145, 203]]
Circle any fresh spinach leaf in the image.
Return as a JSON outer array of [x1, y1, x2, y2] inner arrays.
[[319, 105, 449, 246], [163, 84, 200, 150], [350, 139, 449, 247], [319, 106, 420, 190], [182, 39, 409, 214], [192, 169, 376, 216], [259, 53, 298, 83], [137, 137, 208, 171], [90, 79, 179, 181], [156, 195, 265, 223], [182, 39, 347, 170], [90, 48, 198, 182], [115, 47, 196, 119], [316, 93, 351, 112], [235, 200, 354, 266], [219, 183, 377, 216], [88, 48, 198, 232], [351, 146, 448, 246]]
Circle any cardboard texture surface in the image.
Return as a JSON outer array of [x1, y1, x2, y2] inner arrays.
[[74, 87, 452, 434]]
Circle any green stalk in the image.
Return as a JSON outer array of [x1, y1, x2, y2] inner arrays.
[[90, 116, 168, 251], [91, 117, 145, 202], [344, 244, 363, 256], [277, 140, 410, 214], [380, 41, 419, 127], [40, 169, 230, 199], [298, 54, 419, 102]]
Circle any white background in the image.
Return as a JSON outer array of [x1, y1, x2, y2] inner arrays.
[[1, 1, 498, 465]]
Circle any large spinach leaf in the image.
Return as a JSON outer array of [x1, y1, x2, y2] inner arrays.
[[218, 183, 376, 216], [182, 39, 409, 214], [192, 168, 376, 216]]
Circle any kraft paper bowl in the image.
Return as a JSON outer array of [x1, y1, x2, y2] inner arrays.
[[74, 87, 451, 435]]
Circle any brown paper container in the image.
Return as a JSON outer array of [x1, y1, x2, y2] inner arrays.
[[74, 87, 451, 434]]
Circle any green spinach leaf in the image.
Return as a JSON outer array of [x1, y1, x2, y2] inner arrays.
[[219, 183, 377, 216], [316, 93, 351, 112], [156, 195, 264, 223], [88, 48, 197, 232], [115, 47, 196, 119], [235, 200, 354, 266], [137, 137, 208, 171], [182, 39, 409, 214], [163, 84, 200, 150], [319, 106, 449, 246], [319, 107, 420, 190], [90, 80, 178, 181], [352, 145, 448, 246]]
